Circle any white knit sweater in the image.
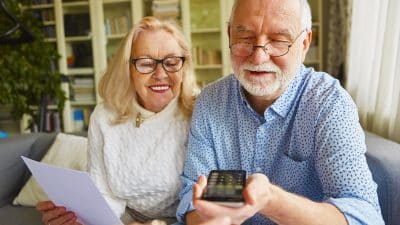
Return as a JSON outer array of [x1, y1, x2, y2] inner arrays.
[[87, 98, 190, 219]]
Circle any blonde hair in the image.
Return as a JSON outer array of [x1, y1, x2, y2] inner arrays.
[[98, 17, 198, 124]]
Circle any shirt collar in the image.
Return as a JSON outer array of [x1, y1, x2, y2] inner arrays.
[[269, 64, 308, 118], [236, 64, 309, 119], [236, 77, 264, 121]]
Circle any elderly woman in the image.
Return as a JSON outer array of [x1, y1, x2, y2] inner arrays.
[[36, 16, 198, 225]]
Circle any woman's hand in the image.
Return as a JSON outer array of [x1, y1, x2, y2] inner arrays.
[[36, 201, 82, 225], [128, 219, 166, 225]]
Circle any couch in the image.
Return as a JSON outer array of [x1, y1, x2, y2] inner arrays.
[[0, 132, 399, 225]]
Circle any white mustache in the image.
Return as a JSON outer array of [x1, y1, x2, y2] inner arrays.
[[240, 63, 281, 73]]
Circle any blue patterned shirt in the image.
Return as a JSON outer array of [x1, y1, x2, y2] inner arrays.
[[176, 65, 384, 225]]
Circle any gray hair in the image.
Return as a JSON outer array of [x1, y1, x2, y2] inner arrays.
[[300, 0, 312, 30], [230, 0, 312, 31]]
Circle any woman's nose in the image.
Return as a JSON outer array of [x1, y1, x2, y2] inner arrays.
[[152, 63, 168, 79]]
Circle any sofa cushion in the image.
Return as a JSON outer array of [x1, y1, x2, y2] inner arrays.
[[13, 133, 88, 206], [0, 133, 56, 207], [365, 132, 400, 225], [0, 205, 42, 225]]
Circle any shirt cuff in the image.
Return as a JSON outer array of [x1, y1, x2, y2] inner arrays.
[[176, 190, 196, 224], [325, 197, 384, 225]]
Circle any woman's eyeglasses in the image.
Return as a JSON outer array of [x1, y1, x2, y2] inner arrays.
[[130, 56, 185, 74]]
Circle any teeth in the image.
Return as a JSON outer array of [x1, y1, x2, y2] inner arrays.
[[150, 86, 169, 91]]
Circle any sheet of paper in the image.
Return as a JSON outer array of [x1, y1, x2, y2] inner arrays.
[[22, 156, 122, 225]]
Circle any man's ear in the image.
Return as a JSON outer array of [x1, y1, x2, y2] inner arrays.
[[301, 29, 313, 61]]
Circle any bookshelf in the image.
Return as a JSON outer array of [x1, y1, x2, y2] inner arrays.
[[53, 0, 96, 132], [24, 0, 323, 133], [25, 0, 143, 132], [180, 0, 234, 86], [306, 0, 323, 71], [141, 0, 233, 87]]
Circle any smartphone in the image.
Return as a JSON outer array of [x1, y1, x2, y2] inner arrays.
[[201, 170, 246, 207]]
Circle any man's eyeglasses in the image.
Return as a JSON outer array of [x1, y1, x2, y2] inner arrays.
[[229, 30, 306, 57], [130, 56, 185, 74]]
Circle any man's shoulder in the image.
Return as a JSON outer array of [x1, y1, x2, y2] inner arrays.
[[301, 68, 346, 100], [304, 68, 338, 89], [299, 68, 354, 112]]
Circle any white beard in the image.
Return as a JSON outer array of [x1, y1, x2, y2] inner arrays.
[[234, 62, 291, 97]]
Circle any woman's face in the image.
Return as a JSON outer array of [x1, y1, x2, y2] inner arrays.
[[130, 29, 184, 112]]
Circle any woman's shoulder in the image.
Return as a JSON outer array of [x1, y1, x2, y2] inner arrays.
[[91, 102, 118, 124]]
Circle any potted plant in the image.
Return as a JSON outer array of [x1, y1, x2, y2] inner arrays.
[[0, 0, 66, 132]]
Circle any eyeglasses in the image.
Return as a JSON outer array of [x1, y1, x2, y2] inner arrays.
[[130, 56, 185, 74], [229, 30, 306, 57]]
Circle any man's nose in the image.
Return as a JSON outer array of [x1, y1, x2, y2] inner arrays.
[[249, 45, 271, 64]]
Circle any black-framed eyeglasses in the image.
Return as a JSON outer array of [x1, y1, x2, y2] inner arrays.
[[130, 56, 185, 74], [229, 30, 306, 57]]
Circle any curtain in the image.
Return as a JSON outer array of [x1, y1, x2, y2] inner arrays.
[[346, 0, 400, 143], [326, 0, 352, 80]]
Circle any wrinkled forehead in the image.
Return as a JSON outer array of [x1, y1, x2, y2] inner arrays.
[[230, 0, 302, 36]]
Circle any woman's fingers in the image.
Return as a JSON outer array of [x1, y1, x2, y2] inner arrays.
[[41, 207, 67, 224], [36, 201, 56, 212], [47, 212, 77, 225]]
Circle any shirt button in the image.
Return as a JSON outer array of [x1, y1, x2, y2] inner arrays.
[[255, 167, 262, 172]]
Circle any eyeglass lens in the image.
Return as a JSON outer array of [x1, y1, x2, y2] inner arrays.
[[231, 42, 291, 57], [230, 30, 305, 57]]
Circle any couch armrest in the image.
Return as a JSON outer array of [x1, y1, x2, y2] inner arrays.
[[0, 133, 56, 207], [365, 132, 400, 225]]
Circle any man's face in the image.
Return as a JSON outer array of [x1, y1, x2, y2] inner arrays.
[[229, 0, 311, 98]]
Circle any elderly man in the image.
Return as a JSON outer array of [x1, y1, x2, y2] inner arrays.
[[176, 0, 384, 224]]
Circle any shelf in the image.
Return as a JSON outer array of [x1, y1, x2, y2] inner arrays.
[[43, 21, 56, 26], [63, 1, 89, 8], [312, 22, 320, 27], [70, 101, 96, 106], [28, 105, 59, 110], [103, 0, 131, 4], [67, 68, 94, 75], [29, 4, 54, 9], [305, 60, 321, 64], [194, 64, 223, 70], [107, 33, 126, 40], [65, 36, 92, 42], [44, 38, 57, 42], [191, 28, 221, 34]]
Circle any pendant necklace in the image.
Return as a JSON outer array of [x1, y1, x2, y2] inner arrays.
[[135, 112, 144, 127]]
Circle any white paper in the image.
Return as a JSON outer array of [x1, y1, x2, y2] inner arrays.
[[21, 156, 122, 225]]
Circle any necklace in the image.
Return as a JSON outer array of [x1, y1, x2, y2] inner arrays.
[[135, 112, 144, 128]]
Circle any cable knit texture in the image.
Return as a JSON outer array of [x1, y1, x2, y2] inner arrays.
[[87, 98, 189, 220]]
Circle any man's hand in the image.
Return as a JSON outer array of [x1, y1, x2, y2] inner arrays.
[[36, 201, 82, 225], [199, 217, 231, 225], [191, 173, 274, 225]]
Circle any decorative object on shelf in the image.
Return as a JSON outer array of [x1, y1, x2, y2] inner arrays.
[[0, 130, 8, 139], [0, 0, 66, 132], [152, 0, 180, 21]]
